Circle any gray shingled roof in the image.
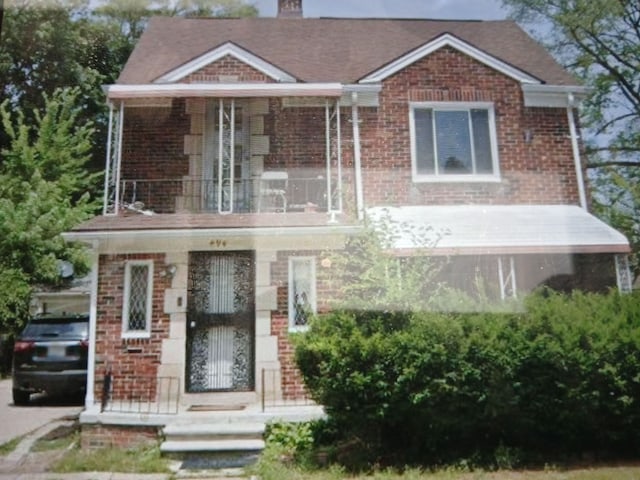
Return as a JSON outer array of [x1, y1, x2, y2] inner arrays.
[[118, 16, 577, 86]]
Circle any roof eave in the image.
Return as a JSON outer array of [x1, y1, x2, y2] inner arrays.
[[360, 32, 541, 85], [522, 84, 591, 108], [155, 41, 297, 84], [105, 83, 345, 100]]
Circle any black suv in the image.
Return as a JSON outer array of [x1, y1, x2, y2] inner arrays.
[[12, 314, 89, 405]]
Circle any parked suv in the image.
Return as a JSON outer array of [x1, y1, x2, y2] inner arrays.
[[12, 314, 89, 405]]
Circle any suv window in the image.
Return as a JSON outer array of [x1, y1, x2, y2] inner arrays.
[[21, 318, 88, 339]]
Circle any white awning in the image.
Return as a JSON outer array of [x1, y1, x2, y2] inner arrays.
[[105, 83, 344, 100], [367, 205, 630, 255]]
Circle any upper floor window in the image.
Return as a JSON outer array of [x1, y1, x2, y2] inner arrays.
[[410, 102, 499, 182], [288, 256, 317, 331], [122, 260, 153, 339]]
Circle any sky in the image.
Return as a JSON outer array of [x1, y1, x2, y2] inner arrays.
[[252, 0, 509, 20]]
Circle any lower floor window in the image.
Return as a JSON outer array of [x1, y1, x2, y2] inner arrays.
[[122, 260, 153, 338], [289, 257, 316, 330]]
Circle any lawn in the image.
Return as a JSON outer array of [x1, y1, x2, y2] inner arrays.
[[251, 465, 640, 480]]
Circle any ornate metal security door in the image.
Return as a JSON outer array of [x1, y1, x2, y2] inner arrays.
[[186, 251, 255, 392]]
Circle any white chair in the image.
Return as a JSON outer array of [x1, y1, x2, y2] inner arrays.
[[257, 171, 288, 212]]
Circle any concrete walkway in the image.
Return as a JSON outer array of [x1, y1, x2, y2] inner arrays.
[[0, 379, 83, 446]]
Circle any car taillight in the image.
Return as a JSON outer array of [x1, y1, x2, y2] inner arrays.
[[14, 341, 35, 353], [80, 340, 89, 349]]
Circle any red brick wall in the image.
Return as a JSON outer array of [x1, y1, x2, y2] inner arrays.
[[95, 254, 171, 403], [360, 46, 583, 207], [120, 100, 190, 213], [270, 251, 335, 400], [186, 54, 274, 83], [117, 48, 584, 211], [81, 424, 159, 450]]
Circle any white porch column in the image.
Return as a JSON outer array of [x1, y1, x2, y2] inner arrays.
[[103, 101, 125, 215], [351, 93, 364, 220], [567, 93, 588, 210], [85, 241, 99, 408], [615, 254, 633, 293], [498, 256, 517, 300]]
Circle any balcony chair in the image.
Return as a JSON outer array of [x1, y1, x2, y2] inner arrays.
[[257, 171, 288, 213]]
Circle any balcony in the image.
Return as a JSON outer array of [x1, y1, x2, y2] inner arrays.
[[118, 173, 332, 215]]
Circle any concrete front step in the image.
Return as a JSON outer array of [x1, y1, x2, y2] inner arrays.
[[163, 422, 265, 440], [161, 439, 265, 453]]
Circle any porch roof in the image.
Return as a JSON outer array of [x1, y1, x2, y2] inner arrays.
[[65, 212, 360, 241], [105, 83, 344, 100], [367, 205, 631, 256]]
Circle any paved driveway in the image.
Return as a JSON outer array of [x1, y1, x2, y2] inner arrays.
[[0, 379, 83, 445]]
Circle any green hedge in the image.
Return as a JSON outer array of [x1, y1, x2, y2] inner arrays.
[[294, 290, 640, 468]]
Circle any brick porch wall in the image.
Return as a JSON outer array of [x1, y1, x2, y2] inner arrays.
[[94, 253, 172, 404], [80, 424, 159, 450]]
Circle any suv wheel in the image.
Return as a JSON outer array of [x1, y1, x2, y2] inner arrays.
[[12, 389, 30, 406]]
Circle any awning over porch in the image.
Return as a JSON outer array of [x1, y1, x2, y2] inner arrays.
[[367, 205, 630, 256], [105, 83, 344, 100]]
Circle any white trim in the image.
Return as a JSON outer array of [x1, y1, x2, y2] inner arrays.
[[567, 93, 588, 209], [361, 33, 540, 85], [615, 254, 633, 293], [409, 101, 501, 183], [85, 242, 99, 408], [63, 225, 362, 243], [352, 93, 365, 220], [106, 83, 344, 100], [156, 42, 296, 83], [122, 260, 154, 339], [288, 256, 317, 332], [522, 84, 590, 108]]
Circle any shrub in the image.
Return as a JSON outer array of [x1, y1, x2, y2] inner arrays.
[[294, 289, 640, 469]]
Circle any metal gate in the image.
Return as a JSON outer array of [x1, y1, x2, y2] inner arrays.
[[186, 251, 255, 392]]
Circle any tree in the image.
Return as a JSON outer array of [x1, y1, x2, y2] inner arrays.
[[501, 0, 640, 278], [0, 88, 99, 332], [93, 0, 258, 45], [0, 0, 125, 170]]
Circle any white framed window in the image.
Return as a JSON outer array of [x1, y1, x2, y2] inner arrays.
[[288, 257, 317, 331], [122, 260, 153, 339], [410, 102, 500, 182]]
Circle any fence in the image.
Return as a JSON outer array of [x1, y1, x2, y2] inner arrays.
[[100, 373, 180, 415], [261, 368, 314, 412]]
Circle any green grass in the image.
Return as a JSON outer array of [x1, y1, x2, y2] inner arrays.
[[51, 443, 171, 474], [31, 424, 79, 453], [0, 436, 21, 456], [250, 447, 640, 480]]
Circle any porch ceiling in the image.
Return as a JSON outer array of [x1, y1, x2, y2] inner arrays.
[[367, 205, 631, 256], [65, 212, 360, 241]]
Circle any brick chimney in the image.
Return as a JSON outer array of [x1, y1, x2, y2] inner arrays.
[[278, 0, 302, 17]]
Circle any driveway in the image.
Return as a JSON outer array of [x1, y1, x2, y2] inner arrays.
[[0, 379, 83, 445]]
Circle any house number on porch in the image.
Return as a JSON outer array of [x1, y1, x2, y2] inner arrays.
[[209, 239, 228, 248]]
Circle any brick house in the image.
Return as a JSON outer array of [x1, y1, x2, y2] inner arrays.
[[65, 0, 631, 444]]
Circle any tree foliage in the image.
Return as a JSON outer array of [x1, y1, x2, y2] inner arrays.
[[93, 0, 258, 45], [502, 0, 639, 163], [501, 0, 640, 279], [319, 213, 449, 314], [0, 88, 99, 331]]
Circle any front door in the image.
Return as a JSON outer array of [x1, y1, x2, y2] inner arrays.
[[186, 251, 255, 392]]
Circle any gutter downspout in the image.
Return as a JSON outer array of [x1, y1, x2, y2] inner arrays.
[[85, 241, 99, 409], [351, 92, 364, 220], [567, 93, 588, 209]]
